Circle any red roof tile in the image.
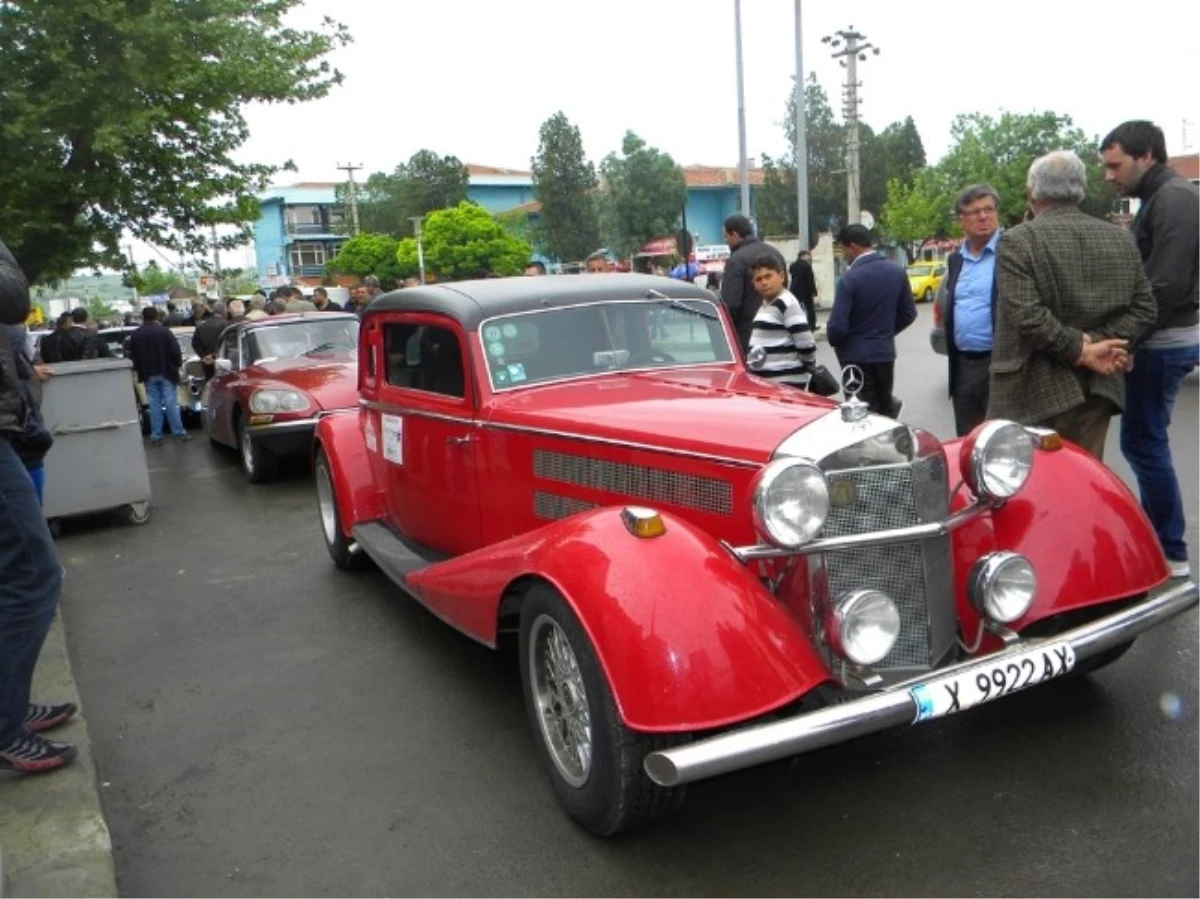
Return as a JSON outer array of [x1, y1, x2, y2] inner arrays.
[[1169, 154, 1198, 182], [683, 165, 766, 187]]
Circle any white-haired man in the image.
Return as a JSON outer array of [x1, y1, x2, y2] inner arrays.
[[988, 150, 1157, 460]]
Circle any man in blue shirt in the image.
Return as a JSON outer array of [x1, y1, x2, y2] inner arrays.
[[943, 185, 1001, 435]]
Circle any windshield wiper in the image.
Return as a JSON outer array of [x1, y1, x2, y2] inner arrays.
[[303, 341, 339, 356], [647, 290, 719, 320]]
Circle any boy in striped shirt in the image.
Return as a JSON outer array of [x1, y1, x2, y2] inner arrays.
[[748, 253, 817, 386]]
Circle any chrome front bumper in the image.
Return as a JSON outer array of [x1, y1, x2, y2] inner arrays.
[[643, 578, 1199, 788]]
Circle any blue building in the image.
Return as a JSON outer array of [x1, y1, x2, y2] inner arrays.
[[252, 163, 766, 282]]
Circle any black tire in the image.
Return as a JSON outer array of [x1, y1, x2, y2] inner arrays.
[[237, 414, 277, 483], [314, 447, 363, 570], [922, 288, 933, 303], [122, 501, 151, 526], [518, 583, 688, 836]]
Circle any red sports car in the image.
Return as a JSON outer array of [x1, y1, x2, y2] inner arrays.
[[313, 274, 1197, 835], [204, 313, 359, 481]]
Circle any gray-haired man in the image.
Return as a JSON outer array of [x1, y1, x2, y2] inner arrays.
[[943, 184, 1002, 435], [988, 150, 1157, 460]]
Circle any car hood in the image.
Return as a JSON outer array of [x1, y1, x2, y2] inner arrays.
[[250, 355, 358, 411], [486, 367, 837, 464]]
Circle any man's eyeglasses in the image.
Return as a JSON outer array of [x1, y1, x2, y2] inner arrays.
[[960, 206, 997, 218]]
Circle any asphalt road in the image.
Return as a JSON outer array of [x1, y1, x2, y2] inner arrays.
[[58, 302, 1198, 897]]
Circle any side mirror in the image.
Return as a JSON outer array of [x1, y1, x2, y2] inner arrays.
[[214, 358, 233, 374], [746, 346, 766, 371]]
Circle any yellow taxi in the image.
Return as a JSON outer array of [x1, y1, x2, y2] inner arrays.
[[906, 261, 947, 303]]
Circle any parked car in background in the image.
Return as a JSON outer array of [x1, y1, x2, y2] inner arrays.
[[313, 274, 1197, 836], [907, 260, 946, 303], [204, 313, 359, 482]]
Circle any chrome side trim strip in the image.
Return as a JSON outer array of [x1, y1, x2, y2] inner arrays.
[[358, 399, 474, 426], [732, 502, 990, 559], [644, 579, 1199, 788]]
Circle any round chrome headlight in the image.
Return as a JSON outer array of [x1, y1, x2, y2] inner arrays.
[[969, 552, 1037, 624], [962, 420, 1033, 501], [751, 459, 829, 548], [826, 589, 901, 666], [250, 389, 309, 414]]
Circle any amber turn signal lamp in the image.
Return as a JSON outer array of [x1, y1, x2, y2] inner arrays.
[[621, 506, 666, 538]]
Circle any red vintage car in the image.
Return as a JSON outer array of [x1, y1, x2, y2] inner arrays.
[[313, 274, 1197, 835], [204, 313, 359, 481]]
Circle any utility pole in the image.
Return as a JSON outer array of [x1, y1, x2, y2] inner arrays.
[[793, 0, 809, 249], [210, 224, 223, 299], [409, 216, 426, 285], [125, 244, 139, 306], [823, 27, 880, 226], [337, 162, 363, 235], [1183, 119, 1195, 153], [733, 0, 750, 218]]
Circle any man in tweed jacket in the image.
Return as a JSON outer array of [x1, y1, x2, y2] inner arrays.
[[988, 150, 1157, 460]]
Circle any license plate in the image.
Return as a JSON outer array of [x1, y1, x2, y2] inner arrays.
[[909, 642, 1076, 723]]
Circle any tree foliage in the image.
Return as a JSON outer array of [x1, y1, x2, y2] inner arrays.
[[879, 170, 954, 261], [340, 151, 470, 237], [598, 131, 686, 258], [0, 0, 350, 284], [531, 112, 600, 262], [126, 260, 185, 295], [394, 202, 531, 281], [327, 233, 404, 286], [859, 117, 927, 218]]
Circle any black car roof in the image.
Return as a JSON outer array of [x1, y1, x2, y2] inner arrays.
[[367, 274, 718, 331]]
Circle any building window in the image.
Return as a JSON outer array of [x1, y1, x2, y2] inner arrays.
[[286, 205, 322, 226], [290, 243, 326, 269]]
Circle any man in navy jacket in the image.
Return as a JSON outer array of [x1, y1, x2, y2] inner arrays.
[[826, 225, 917, 416]]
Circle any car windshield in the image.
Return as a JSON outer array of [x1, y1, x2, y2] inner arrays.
[[247, 318, 359, 363], [907, 265, 934, 277], [480, 298, 733, 390]]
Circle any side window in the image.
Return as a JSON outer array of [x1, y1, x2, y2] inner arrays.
[[384, 323, 465, 399], [934, 265, 946, 276], [220, 331, 241, 369]]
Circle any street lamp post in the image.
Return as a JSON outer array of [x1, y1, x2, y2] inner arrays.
[[409, 216, 426, 285]]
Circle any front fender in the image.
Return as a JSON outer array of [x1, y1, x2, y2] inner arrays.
[[944, 437, 1169, 628], [314, 409, 385, 536], [406, 508, 831, 733]]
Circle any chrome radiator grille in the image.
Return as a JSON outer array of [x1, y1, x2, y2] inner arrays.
[[822, 454, 953, 673]]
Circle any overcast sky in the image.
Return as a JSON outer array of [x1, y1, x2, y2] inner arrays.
[[134, 0, 1200, 270], [239, 0, 1200, 182]]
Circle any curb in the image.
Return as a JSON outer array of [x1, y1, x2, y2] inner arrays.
[[0, 613, 117, 898]]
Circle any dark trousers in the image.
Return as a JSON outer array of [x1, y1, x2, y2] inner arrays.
[[1120, 344, 1200, 562], [952, 352, 992, 436], [1038, 394, 1116, 462], [841, 360, 898, 416], [802, 295, 817, 330], [0, 437, 63, 744]]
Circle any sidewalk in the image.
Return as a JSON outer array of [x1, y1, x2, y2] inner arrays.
[[0, 614, 116, 898]]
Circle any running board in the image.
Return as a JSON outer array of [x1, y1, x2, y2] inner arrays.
[[351, 522, 447, 592]]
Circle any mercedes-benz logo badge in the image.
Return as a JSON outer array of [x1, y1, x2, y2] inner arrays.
[[841, 364, 864, 398]]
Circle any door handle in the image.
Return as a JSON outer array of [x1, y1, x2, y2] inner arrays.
[[447, 434, 474, 446]]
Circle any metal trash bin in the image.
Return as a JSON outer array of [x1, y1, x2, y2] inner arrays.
[[39, 358, 152, 528]]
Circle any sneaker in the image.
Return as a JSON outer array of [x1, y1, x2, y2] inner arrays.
[[24, 702, 78, 734], [890, 398, 905, 419], [173, 432, 192, 442], [1168, 559, 1191, 579], [150, 437, 162, 446], [0, 731, 77, 774]]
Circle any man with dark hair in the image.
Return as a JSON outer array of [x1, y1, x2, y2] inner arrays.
[[788, 249, 819, 333], [59, 307, 110, 360], [0, 239, 77, 774], [1100, 119, 1199, 577], [36, 312, 73, 363], [130, 305, 190, 446], [826, 224, 917, 416], [525, 261, 547, 276], [720, 214, 787, 354], [311, 287, 342, 312], [192, 300, 228, 377], [943, 184, 1003, 435]]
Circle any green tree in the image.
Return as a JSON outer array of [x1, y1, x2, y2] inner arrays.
[[87, 296, 118, 323], [0, 0, 350, 284], [339, 151, 470, 237], [598, 131, 686, 259], [327, 233, 404, 286], [394, 202, 531, 281], [531, 112, 600, 262], [127, 260, 185, 295], [859, 117, 927, 218], [878, 170, 955, 262], [937, 111, 1117, 226], [757, 75, 853, 240]]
